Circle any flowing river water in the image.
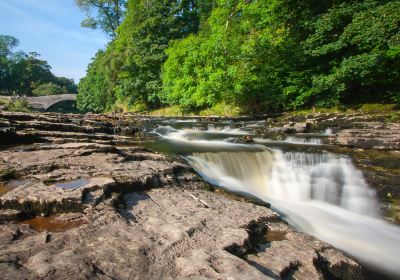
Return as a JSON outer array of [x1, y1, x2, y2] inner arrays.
[[147, 118, 400, 278]]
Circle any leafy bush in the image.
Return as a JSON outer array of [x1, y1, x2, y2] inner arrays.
[[6, 99, 33, 112]]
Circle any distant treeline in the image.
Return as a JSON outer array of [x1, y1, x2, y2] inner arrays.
[[77, 0, 400, 114], [0, 35, 77, 96]]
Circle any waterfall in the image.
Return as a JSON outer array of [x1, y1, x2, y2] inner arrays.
[[187, 150, 273, 195], [269, 151, 379, 216], [155, 124, 400, 277], [186, 148, 400, 276], [283, 136, 323, 145], [324, 127, 333, 135], [187, 148, 379, 217]]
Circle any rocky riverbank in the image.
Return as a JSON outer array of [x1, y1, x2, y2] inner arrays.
[[1, 111, 398, 279]]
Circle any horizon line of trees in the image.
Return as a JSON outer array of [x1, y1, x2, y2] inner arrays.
[[0, 35, 77, 97], [77, 0, 400, 114]]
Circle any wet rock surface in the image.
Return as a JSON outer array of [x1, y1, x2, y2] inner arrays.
[[0, 112, 365, 279], [265, 112, 400, 150]]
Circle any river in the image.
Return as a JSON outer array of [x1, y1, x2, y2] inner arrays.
[[147, 118, 400, 278]]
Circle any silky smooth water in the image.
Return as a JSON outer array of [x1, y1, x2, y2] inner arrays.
[[152, 122, 400, 277]]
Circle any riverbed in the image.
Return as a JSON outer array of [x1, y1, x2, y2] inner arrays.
[[0, 111, 399, 279]]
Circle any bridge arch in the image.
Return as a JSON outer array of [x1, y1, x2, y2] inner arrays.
[[25, 94, 77, 110]]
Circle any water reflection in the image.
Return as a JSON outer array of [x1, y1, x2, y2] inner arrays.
[[54, 178, 90, 190], [0, 179, 32, 196]]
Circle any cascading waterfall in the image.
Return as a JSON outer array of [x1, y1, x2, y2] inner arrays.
[[187, 150, 273, 196], [187, 148, 379, 216], [283, 136, 323, 145], [324, 127, 333, 135], [269, 151, 379, 216], [156, 124, 400, 277]]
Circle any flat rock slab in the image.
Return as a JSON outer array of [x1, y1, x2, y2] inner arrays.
[[336, 123, 400, 149], [0, 186, 363, 280], [0, 122, 364, 280]]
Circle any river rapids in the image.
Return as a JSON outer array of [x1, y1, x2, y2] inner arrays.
[[149, 119, 400, 277]]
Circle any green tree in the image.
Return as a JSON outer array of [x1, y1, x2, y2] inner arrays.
[[284, 0, 400, 107], [0, 35, 19, 94], [75, 0, 127, 38], [0, 34, 77, 96], [32, 82, 66, 96], [19, 52, 54, 94], [162, 0, 286, 113], [78, 0, 210, 111], [54, 77, 78, 93], [0, 35, 19, 57], [78, 0, 400, 113], [77, 50, 115, 112]]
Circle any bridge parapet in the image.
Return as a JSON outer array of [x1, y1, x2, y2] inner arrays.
[[24, 94, 77, 110]]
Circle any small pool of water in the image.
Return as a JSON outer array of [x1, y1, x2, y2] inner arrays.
[[265, 231, 287, 242], [19, 215, 85, 232], [54, 178, 90, 190], [0, 179, 32, 196]]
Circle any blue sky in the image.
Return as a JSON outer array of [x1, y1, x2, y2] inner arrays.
[[0, 0, 109, 82]]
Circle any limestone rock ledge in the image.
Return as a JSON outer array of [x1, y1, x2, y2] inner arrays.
[[0, 139, 364, 279]]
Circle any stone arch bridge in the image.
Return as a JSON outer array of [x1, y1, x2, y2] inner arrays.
[[25, 94, 77, 110]]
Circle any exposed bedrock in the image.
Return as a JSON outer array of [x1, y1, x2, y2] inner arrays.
[[0, 134, 364, 279], [0, 111, 150, 146], [264, 112, 400, 150]]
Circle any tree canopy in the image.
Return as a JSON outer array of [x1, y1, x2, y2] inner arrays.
[[0, 35, 77, 96], [77, 0, 400, 113]]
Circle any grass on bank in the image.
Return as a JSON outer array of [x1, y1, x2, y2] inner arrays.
[[148, 103, 242, 117], [145, 103, 399, 118], [286, 103, 399, 116], [1, 97, 399, 119], [113, 102, 243, 117]]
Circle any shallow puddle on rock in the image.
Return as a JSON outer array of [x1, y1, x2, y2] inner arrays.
[[265, 231, 287, 242], [0, 183, 13, 196], [19, 216, 85, 232], [55, 178, 90, 190], [0, 179, 32, 196]]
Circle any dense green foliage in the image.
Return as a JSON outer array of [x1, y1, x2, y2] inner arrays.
[[78, 0, 400, 114], [0, 35, 77, 96], [77, 50, 114, 112], [78, 0, 213, 112], [286, 0, 400, 107], [32, 83, 67, 96]]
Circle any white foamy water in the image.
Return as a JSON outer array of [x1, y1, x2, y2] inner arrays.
[[157, 126, 400, 277], [324, 127, 333, 135], [187, 148, 400, 276], [283, 136, 323, 145], [253, 136, 323, 146]]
